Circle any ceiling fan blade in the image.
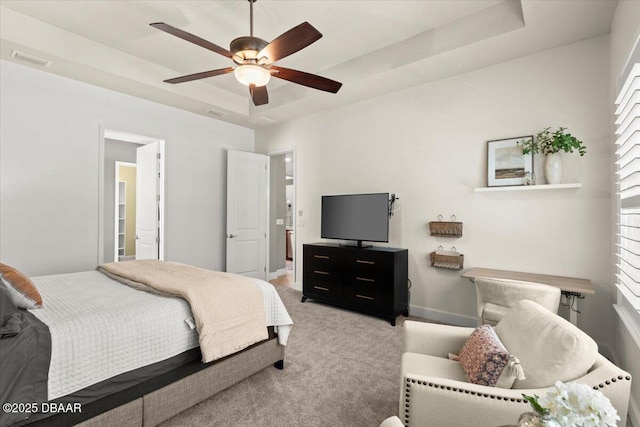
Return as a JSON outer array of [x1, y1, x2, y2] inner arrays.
[[250, 84, 269, 106], [271, 66, 342, 93], [150, 22, 233, 59], [258, 22, 322, 63], [164, 67, 234, 84]]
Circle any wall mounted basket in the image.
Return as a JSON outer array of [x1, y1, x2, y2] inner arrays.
[[430, 247, 464, 270], [429, 215, 463, 237]]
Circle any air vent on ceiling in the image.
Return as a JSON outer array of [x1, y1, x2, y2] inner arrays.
[[11, 50, 52, 68], [206, 109, 228, 118], [249, 116, 276, 126]]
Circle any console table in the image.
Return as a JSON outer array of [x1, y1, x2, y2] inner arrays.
[[302, 243, 409, 325], [461, 267, 594, 325]]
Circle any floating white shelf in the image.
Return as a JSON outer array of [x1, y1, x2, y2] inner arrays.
[[474, 183, 582, 193]]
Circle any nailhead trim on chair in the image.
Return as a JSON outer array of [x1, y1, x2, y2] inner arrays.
[[403, 377, 530, 426], [404, 378, 528, 403], [592, 375, 632, 391], [403, 374, 632, 426]]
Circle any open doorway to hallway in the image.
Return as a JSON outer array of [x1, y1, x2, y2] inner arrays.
[[99, 129, 165, 264], [267, 150, 295, 288]]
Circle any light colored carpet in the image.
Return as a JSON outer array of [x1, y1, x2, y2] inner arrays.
[[160, 286, 421, 427]]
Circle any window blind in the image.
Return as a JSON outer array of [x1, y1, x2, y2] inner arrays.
[[615, 62, 640, 323]]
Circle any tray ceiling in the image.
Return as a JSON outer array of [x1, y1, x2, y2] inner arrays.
[[0, 1, 616, 128]]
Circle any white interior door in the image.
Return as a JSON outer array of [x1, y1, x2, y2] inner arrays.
[[135, 142, 159, 260], [226, 150, 267, 279]]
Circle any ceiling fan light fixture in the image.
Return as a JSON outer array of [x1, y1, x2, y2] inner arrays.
[[234, 64, 271, 87], [151, 0, 342, 106]]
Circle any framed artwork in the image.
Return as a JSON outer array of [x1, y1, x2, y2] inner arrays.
[[487, 136, 533, 187]]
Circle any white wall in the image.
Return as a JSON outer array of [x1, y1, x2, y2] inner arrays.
[[269, 153, 287, 275], [610, 1, 640, 424], [0, 60, 253, 276], [256, 36, 613, 344]]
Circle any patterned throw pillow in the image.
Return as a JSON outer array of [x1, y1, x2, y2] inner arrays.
[[0, 263, 42, 309], [456, 325, 524, 388]]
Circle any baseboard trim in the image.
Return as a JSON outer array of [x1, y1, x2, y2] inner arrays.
[[268, 268, 288, 280], [409, 305, 477, 327]]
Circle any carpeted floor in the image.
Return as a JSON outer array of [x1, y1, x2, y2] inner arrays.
[[160, 286, 421, 427]]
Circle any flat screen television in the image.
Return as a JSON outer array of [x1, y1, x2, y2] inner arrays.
[[321, 193, 389, 248]]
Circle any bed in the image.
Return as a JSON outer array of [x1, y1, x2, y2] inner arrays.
[[0, 260, 292, 427]]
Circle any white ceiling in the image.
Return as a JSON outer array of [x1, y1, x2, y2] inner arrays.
[[0, 0, 617, 129]]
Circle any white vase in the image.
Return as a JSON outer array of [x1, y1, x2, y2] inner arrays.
[[545, 153, 563, 184]]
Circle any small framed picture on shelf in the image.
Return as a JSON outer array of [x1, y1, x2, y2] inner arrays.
[[487, 136, 533, 187]]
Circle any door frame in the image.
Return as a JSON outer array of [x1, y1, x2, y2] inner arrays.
[[98, 126, 166, 264], [264, 147, 297, 290]]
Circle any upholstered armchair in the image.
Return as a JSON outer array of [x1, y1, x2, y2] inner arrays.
[[475, 277, 561, 325], [399, 301, 631, 427]]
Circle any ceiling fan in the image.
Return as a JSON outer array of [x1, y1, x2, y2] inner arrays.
[[151, 0, 342, 106]]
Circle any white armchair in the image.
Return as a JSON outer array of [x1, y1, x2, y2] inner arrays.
[[399, 301, 631, 427], [475, 277, 561, 325]]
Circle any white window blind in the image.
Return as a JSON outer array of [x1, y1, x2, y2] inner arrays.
[[615, 62, 640, 324]]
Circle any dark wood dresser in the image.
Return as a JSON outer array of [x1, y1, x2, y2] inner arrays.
[[302, 242, 409, 325]]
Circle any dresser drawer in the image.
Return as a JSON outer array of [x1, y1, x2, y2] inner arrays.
[[348, 267, 392, 285], [344, 285, 386, 309], [303, 279, 339, 298], [306, 246, 341, 263], [304, 246, 343, 278], [345, 251, 391, 272], [306, 267, 341, 282]]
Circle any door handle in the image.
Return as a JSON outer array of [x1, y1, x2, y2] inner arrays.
[[134, 235, 139, 240], [227, 234, 237, 238]]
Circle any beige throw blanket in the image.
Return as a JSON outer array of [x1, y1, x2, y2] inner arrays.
[[98, 260, 268, 363]]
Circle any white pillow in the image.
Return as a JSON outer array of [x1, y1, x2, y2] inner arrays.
[[494, 300, 597, 389]]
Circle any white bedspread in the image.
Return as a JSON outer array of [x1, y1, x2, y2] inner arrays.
[[30, 271, 292, 400]]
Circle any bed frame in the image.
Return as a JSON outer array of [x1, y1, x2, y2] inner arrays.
[[25, 333, 284, 427], [79, 337, 284, 427]]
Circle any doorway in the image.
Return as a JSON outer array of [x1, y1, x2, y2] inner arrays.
[[98, 128, 165, 264], [114, 161, 136, 261], [267, 150, 295, 288]]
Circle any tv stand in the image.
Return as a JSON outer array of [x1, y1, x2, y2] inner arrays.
[[302, 242, 409, 325], [341, 240, 371, 249]]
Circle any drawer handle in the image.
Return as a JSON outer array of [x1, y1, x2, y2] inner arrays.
[[356, 260, 375, 265], [314, 255, 329, 259], [314, 270, 330, 275], [314, 286, 330, 291], [356, 277, 375, 283], [356, 294, 375, 301]]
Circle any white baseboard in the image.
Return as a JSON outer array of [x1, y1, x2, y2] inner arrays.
[[268, 268, 288, 280], [409, 305, 478, 327]]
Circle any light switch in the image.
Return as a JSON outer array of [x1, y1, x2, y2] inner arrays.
[[276, 219, 284, 225]]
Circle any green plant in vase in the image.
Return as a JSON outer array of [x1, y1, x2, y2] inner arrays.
[[520, 127, 586, 185]]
